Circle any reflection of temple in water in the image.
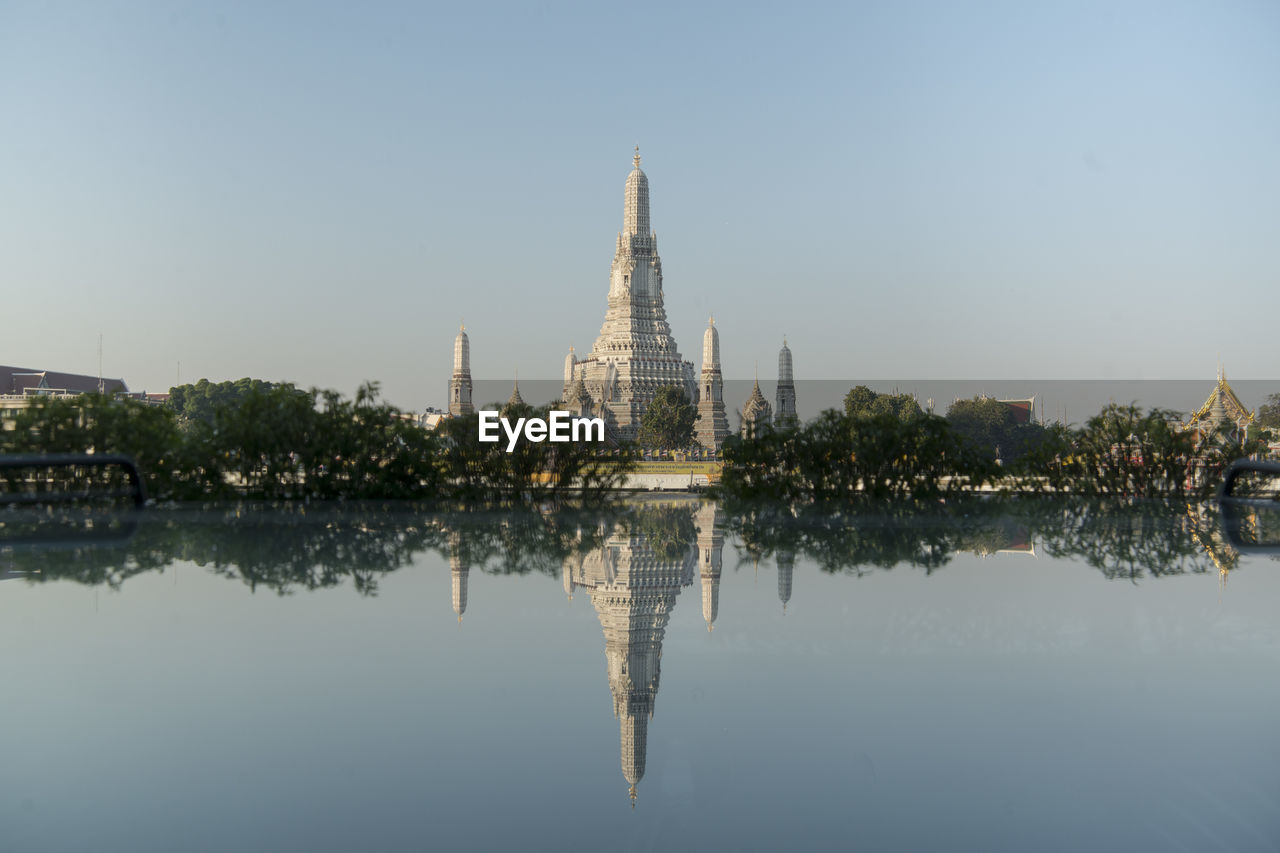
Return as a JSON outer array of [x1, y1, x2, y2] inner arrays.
[[562, 502, 719, 804], [1186, 502, 1249, 585]]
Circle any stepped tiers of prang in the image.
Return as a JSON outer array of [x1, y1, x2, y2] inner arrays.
[[448, 149, 796, 449]]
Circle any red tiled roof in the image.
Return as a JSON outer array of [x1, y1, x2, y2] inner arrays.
[[998, 398, 1035, 424]]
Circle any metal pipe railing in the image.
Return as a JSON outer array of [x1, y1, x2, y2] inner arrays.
[[0, 453, 147, 507]]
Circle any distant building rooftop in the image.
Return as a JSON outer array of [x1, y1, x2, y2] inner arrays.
[[1, 364, 128, 396]]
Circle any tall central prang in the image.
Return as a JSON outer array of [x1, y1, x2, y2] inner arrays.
[[562, 148, 696, 441]]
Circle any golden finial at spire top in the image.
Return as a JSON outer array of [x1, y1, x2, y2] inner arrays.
[[633, 145, 641, 169], [709, 314, 714, 326]]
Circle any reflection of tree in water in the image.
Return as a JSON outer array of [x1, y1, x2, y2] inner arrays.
[[3, 507, 444, 595], [0, 510, 178, 590], [435, 507, 615, 579], [1, 503, 635, 596], [721, 497, 1237, 583], [194, 512, 440, 595], [1035, 500, 1215, 582], [5, 498, 1255, 599], [728, 502, 955, 577]]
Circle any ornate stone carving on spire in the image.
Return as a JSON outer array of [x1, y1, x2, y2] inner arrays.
[[624, 146, 650, 240], [448, 325, 474, 416], [696, 316, 730, 451], [571, 149, 696, 440], [775, 338, 798, 426]]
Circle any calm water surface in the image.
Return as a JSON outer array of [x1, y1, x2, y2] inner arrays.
[[1, 499, 1277, 852]]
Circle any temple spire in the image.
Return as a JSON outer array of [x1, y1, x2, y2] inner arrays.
[[508, 371, 524, 408], [449, 326, 474, 416], [623, 146, 650, 239], [579, 148, 695, 440], [776, 338, 797, 425], [696, 316, 729, 450]]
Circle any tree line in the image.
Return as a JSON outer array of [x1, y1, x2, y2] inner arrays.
[[4, 497, 1250, 594], [0, 378, 1271, 503], [716, 384, 1268, 502], [0, 382, 634, 502]]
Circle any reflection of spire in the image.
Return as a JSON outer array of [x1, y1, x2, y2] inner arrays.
[[696, 503, 723, 632], [776, 549, 794, 613], [1186, 503, 1240, 590], [572, 504, 697, 803], [448, 532, 468, 623]]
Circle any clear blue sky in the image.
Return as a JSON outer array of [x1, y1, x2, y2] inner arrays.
[[2, 1, 1277, 409]]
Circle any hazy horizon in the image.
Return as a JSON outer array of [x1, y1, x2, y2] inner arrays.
[[4, 1, 1278, 410]]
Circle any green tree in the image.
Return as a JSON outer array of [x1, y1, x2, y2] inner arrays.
[[843, 385, 878, 417], [946, 396, 1017, 460], [168, 377, 291, 427], [1023, 402, 1252, 500], [637, 385, 699, 450], [946, 396, 1053, 464], [844, 385, 922, 420], [1257, 393, 1280, 430], [209, 381, 442, 500], [719, 408, 989, 502], [0, 393, 215, 500]]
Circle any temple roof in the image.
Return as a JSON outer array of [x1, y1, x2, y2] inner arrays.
[[1188, 369, 1253, 426], [743, 379, 772, 423]]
